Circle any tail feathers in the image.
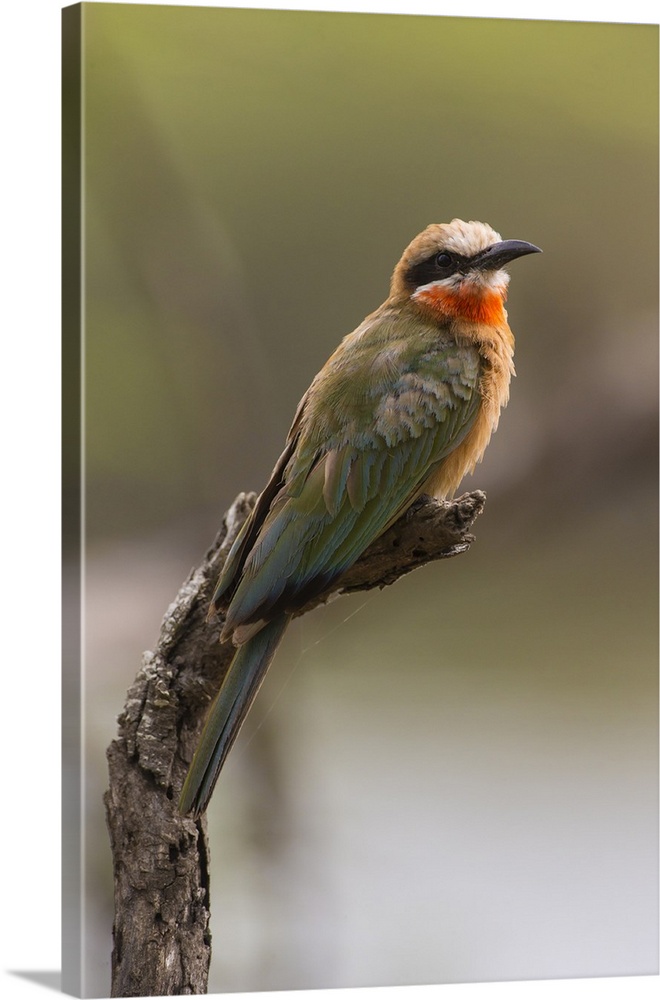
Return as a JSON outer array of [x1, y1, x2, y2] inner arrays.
[[179, 614, 290, 818]]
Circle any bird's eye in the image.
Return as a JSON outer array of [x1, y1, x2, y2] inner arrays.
[[435, 252, 453, 269]]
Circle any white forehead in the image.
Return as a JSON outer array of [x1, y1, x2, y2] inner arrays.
[[441, 219, 502, 256]]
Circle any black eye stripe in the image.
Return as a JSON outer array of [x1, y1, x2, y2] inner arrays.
[[406, 250, 466, 289]]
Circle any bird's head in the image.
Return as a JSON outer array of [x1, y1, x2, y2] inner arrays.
[[390, 219, 541, 327]]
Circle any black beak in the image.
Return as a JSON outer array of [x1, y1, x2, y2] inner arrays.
[[472, 239, 542, 271]]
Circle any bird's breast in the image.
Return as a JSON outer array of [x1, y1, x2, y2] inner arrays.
[[423, 321, 516, 499]]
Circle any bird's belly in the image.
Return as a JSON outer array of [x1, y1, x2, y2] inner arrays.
[[423, 401, 498, 499]]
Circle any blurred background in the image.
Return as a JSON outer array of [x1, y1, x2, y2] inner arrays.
[[76, 5, 657, 996]]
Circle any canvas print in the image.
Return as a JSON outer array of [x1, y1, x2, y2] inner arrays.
[[62, 4, 659, 997]]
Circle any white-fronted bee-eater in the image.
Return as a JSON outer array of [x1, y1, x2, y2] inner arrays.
[[179, 219, 541, 817]]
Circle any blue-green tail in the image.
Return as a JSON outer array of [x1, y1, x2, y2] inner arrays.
[[179, 614, 290, 817]]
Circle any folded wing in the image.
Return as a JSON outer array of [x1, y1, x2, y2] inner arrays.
[[213, 329, 482, 642]]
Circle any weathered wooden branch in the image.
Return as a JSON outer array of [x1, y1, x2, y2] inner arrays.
[[104, 489, 486, 997]]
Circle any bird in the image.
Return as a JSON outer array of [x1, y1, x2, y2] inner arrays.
[[179, 219, 541, 817]]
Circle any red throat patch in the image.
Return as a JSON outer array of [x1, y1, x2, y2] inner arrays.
[[414, 283, 507, 326]]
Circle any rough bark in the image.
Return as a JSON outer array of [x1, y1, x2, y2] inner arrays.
[[104, 489, 486, 997]]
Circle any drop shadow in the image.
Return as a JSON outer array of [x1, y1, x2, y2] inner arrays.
[[10, 971, 62, 993]]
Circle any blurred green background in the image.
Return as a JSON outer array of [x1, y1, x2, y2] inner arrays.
[[77, 4, 658, 995]]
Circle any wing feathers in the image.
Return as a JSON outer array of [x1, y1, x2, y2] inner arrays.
[[220, 327, 483, 638]]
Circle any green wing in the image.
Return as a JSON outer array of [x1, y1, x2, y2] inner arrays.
[[214, 325, 482, 639]]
